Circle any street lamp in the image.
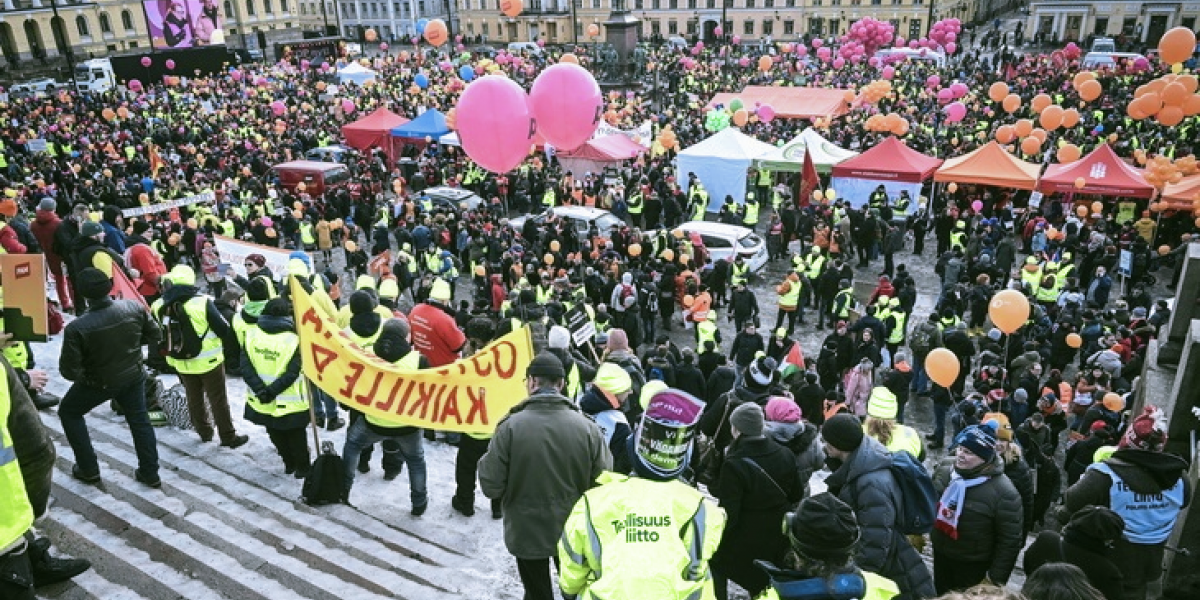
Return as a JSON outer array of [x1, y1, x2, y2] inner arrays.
[[48, 0, 78, 90]]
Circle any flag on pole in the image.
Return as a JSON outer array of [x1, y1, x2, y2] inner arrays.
[[797, 147, 819, 208], [110, 268, 149, 311], [148, 144, 166, 178], [777, 340, 806, 380]]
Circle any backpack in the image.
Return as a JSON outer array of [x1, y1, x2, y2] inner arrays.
[[908, 322, 936, 357], [160, 298, 208, 360], [302, 441, 346, 506], [159, 384, 192, 430], [619, 284, 636, 306], [889, 450, 937, 535]]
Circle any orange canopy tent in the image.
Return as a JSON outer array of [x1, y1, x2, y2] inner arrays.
[[1038, 144, 1155, 199], [340, 107, 410, 152], [708, 86, 851, 121], [933, 141, 1043, 190], [1160, 173, 1200, 211]]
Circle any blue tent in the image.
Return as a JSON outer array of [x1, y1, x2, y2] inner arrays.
[[390, 109, 449, 140]]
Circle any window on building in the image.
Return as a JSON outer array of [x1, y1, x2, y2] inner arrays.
[[225, 0, 234, 17], [687, 19, 695, 34], [707, 0, 714, 7], [1180, 17, 1195, 32], [743, 20, 753, 34], [783, 19, 793, 34], [908, 19, 921, 39], [745, 0, 753, 7], [635, 0, 643, 7], [668, 0, 676, 8], [99, 12, 111, 33], [651, 0, 659, 8], [1093, 16, 1109, 36], [812, 0, 820, 5], [280, 0, 287, 11], [785, 0, 794, 5], [246, 0, 255, 16], [651, 20, 661, 35], [687, 0, 694, 7], [762, 19, 772, 35], [76, 15, 90, 36], [828, 18, 838, 33], [809, 17, 821, 34], [482, 21, 488, 35], [466, 21, 474, 33], [668, 19, 678, 34], [548, 22, 557, 39], [121, 9, 135, 29], [264, 0, 273, 12], [419, 0, 426, 13], [1121, 17, 1136, 35], [764, 0, 772, 7], [594, 0, 602, 7]]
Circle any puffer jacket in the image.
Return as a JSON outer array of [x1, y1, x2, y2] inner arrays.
[[479, 392, 612, 559], [931, 454, 1025, 584], [712, 436, 802, 573], [5, 356, 54, 517], [60, 296, 161, 391], [825, 436, 936, 599], [763, 420, 825, 494]]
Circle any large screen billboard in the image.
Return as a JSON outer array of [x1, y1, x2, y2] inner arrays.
[[143, 0, 225, 49]]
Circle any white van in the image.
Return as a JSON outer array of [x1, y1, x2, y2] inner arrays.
[[667, 36, 688, 50], [872, 48, 947, 68], [1081, 52, 1145, 69], [507, 42, 543, 56]]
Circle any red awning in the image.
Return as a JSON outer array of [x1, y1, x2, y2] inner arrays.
[[341, 107, 410, 151], [830, 136, 943, 183], [1037, 144, 1155, 199]]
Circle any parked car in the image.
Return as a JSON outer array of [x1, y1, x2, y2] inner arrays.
[[473, 45, 497, 57], [10, 77, 60, 97], [507, 42, 543, 56], [509, 206, 624, 238], [672, 221, 769, 273], [422, 186, 485, 213], [305, 144, 358, 164]]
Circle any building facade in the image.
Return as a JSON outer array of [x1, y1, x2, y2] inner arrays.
[[1025, 0, 1200, 47], [456, 0, 984, 46], [0, 0, 330, 67], [335, 0, 454, 42]]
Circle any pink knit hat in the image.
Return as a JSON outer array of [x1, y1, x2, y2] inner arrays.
[[765, 396, 802, 423]]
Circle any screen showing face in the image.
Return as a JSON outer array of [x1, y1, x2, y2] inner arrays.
[[144, 0, 224, 49]]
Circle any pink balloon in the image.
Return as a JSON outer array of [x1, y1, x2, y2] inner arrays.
[[732, 35, 741, 45], [817, 47, 831, 60], [713, 26, 723, 37], [796, 46, 808, 57], [971, 200, 983, 212], [537, 39, 545, 47], [868, 56, 880, 67], [926, 75, 941, 88], [380, 42, 389, 51], [529, 63, 602, 151], [936, 88, 954, 102], [738, 57, 750, 67], [230, 69, 243, 81], [758, 105, 775, 123], [946, 42, 957, 54], [832, 57, 845, 69], [457, 76, 536, 173], [270, 100, 286, 116], [894, 36, 906, 47], [140, 56, 152, 68], [128, 79, 143, 91], [691, 47, 700, 56], [908, 40, 919, 49], [944, 101, 967, 123], [341, 99, 356, 113], [261, 217, 274, 227], [882, 66, 895, 79], [811, 38, 822, 48], [165, 59, 176, 70]]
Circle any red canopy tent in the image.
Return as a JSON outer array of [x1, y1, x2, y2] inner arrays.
[[340, 107, 410, 152], [557, 135, 645, 175], [1161, 174, 1200, 210], [709, 86, 851, 121], [1037, 144, 1155, 199], [830, 137, 943, 183]]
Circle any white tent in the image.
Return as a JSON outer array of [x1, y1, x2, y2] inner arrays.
[[676, 128, 776, 212], [754, 128, 859, 173], [337, 62, 378, 85]]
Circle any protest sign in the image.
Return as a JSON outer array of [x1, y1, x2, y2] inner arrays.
[[0, 254, 48, 342]]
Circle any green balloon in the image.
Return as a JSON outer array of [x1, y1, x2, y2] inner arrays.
[[461, 52, 471, 61], [730, 98, 744, 112]]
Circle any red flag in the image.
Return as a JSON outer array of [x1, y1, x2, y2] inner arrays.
[[110, 268, 149, 311], [148, 145, 166, 178], [797, 147, 819, 208]]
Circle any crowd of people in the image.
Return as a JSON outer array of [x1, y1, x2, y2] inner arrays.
[[1, 17, 1198, 600]]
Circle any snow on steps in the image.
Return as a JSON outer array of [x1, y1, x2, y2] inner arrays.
[[37, 409, 514, 600]]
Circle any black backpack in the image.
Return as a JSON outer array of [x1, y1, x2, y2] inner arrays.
[[160, 298, 207, 360], [302, 441, 346, 506]]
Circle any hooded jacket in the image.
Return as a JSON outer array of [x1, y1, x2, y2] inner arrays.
[[30, 208, 62, 259], [931, 454, 1025, 584], [1064, 448, 1192, 535], [712, 436, 802, 574], [825, 436, 936, 599], [763, 420, 825, 494], [240, 315, 307, 431], [578, 385, 632, 475]]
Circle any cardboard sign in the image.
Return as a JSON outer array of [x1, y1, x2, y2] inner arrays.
[[0, 254, 49, 342], [1118, 249, 1132, 277], [564, 305, 596, 347]]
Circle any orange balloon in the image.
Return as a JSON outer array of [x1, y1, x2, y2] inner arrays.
[[924, 348, 961, 388], [1061, 108, 1081, 128], [683, 294, 695, 308], [586, 23, 600, 37], [1146, 79, 1167, 94], [1030, 128, 1047, 144], [988, 82, 1009, 103], [1075, 177, 1087, 190], [1066, 333, 1082, 348], [1031, 93, 1052, 113], [1178, 74, 1199, 94], [1076, 204, 1090, 217], [995, 125, 1016, 144], [560, 53, 579, 64], [758, 55, 772, 72], [988, 289, 1031, 334], [1159, 245, 1172, 255], [1184, 95, 1200, 117], [1157, 105, 1185, 126], [1078, 79, 1102, 102], [1014, 119, 1034, 138], [1091, 201, 1104, 213], [1021, 136, 1043, 156], [1002, 94, 1021, 113], [1162, 82, 1189, 106], [733, 109, 748, 126], [843, 90, 857, 103], [500, 0, 523, 16], [1138, 92, 1164, 116], [894, 118, 910, 136], [1057, 144, 1081, 163], [423, 18, 449, 46], [1159, 26, 1198, 65], [1128, 102, 1150, 120], [1072, 71, 1096, 90], [1039, 105, 1064, 129]]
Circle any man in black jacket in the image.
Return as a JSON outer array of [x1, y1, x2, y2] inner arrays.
[[57, 268, 162, 487], [729, 281, 759, 332], [67, 221, 129, 314]]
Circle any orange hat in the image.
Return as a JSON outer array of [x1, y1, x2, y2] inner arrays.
[[0, 199, 17, 218]]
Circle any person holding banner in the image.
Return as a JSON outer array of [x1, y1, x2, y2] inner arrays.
[[479, 352, 612, 600]]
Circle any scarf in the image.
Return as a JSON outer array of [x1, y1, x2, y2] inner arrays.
[[934, 471, 988, 540]]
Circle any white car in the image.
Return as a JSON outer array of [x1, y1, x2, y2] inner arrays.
[[509, 206, 624, 238], [672, 221, 769, 273], [10, 77, 60, 97]]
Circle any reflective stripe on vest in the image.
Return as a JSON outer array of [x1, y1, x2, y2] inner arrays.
[[887, 311, 907, 344], [0, 368, 33, 551], [155, 296, 224, 373]]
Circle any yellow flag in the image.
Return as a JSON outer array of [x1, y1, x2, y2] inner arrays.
[[289, 277, 534, 434]]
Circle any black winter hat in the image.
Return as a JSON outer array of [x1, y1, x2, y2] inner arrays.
[[526, 351, 566, 380], [821, 414, 864, 452], [786, 492, 861, 560], [349, 290, 377, 315], [1064, 506, 1125, 546], [76, 268, 112, 300], [263, 297, 292, 317]]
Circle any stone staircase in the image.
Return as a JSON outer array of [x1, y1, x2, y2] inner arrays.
[[33, 408, 516, 600]]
